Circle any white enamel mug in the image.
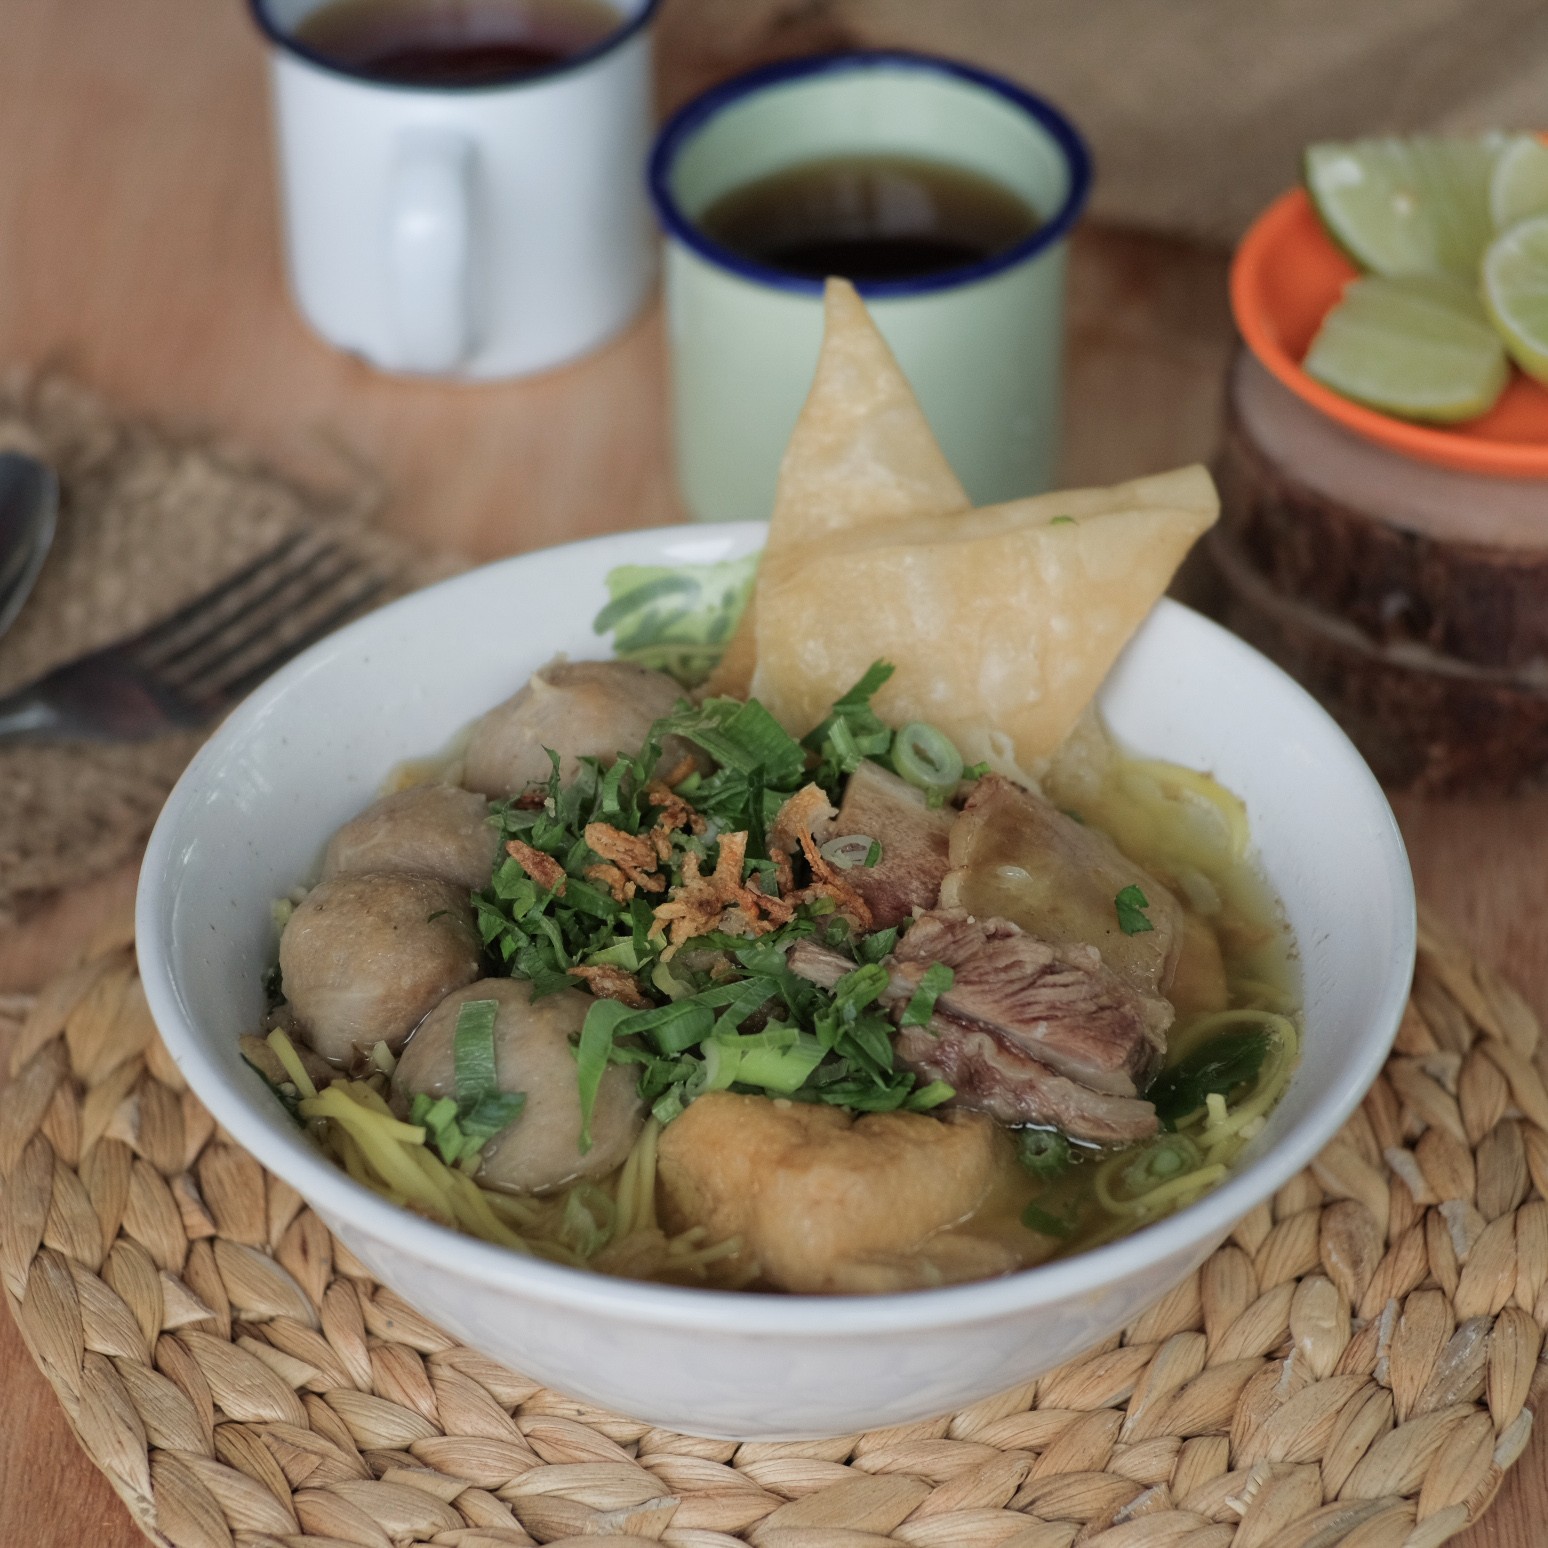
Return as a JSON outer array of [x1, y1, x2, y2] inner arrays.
[[250, 0, 660, 378]]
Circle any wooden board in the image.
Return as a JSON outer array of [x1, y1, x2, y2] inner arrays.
[[1, 0, 1547, 1542]]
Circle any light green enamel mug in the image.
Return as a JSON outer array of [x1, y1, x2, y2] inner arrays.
[[648, 52, 1092, 523]]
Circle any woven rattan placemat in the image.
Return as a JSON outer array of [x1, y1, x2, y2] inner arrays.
[[2, 904, 1545, 1548]]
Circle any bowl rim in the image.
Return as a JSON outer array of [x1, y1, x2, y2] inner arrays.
[[136, 522, 1416, 1336], [1230, 186, 1548, 480]]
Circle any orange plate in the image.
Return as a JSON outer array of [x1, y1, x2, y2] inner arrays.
[[1230, 187, 1548, 478]]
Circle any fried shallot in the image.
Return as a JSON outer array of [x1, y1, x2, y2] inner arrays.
[[505, 838, 566, 895]]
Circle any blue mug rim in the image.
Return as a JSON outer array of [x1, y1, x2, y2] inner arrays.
[[648, 50, 1093, 299], [248, 0, 661, 94]]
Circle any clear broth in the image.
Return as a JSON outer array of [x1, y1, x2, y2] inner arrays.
[[283, 728, 1298, 1292]]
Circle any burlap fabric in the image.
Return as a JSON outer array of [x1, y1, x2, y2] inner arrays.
[[0, 373, 459, 927]]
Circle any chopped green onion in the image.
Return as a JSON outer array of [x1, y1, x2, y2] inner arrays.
[[409, 1003, 529, 1169], [1114, 885, 1154, 936], [650, 958, 695, 1001], [828, 661, 896, 714], [623, 999, 716, 1055], [584, 938, 644, 971], [575, 999, 634, 1153], [1016, 1127, 1072, 1178], [656, 696, 805, 785], [820, 834, 880, 872], [652, 1087, 688, 1125], [558, 1182, 615, 1257], [591, 555, 757, 687], [1113, 1135, 1202, 1201], [1022, 1202, 1074, 1237], [423, 1095, 459, 1133], [1148, 1028, 1272, 1129], [729, 1032, 826, 1094], [463, 664, 976, 1133], [900, 963, 955, 1028], [893, 722, 964, 792], [699, 1039, 735, 1092], [453, 999, 501, 1106], [802, 663, 897, 781], [458, 1090, 526, 1150], [856, 926, 899, 964], [242, 1051, 303, 1126]]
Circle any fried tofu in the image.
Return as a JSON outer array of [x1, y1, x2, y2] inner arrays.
[[657, 1091, 1017, 1294]]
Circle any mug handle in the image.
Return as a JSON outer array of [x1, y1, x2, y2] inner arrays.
[[388, 128, 474, 373]]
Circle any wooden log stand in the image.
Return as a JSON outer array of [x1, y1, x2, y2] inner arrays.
[[1209, 356, 1548, 796]]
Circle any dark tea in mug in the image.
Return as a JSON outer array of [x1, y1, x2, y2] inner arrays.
[[295, 0, 622, 86], [696, 154, 1042, 284]]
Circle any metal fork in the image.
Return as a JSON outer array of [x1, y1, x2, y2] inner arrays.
[[0, 530, 387, 742]]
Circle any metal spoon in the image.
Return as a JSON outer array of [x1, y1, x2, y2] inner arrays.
[[0, 452, 58, 640]]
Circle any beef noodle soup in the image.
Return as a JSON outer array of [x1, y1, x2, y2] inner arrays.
[[245, 654, 1297, 1296]]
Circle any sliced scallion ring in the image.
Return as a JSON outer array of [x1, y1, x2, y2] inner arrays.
[[1016, 1127, 1072, 1178], [819, 834, 880, 871], [892, 722, 964, 792]]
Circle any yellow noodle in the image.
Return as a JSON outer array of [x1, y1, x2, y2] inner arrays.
[[1168, 1006, 1295, 1069], [672, 1234, 743, 1269], [266, 1028, 318, 1100], [1086, 1010, 1298, 1226], [634, 1120, 660, 1233], [1095, 1162, 1227, 1218], [529, 1237, 590, 1267], [1230, 975, 1299, 1014], [612, 1130, 645, 1238], [334, 1125, 376, 1191], [340, 1079, 401, 1121], [1198, 1023, 1299, 1160], [1124, 758, 1250, 860], [303, 1083, 426, 1145], [481, 1189, 546, 1230], [300, 1087, 442, 1211], [446, 1172, 535, 1253]]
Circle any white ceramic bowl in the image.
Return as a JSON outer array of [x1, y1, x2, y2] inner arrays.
[[136, 522, 1415, 1439]]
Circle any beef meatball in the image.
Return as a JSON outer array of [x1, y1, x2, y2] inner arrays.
[[392, 978, 643, 1194], [279, 873, 481, 1064], [322, 783, 500, 893], [461, 658, 683, 800]]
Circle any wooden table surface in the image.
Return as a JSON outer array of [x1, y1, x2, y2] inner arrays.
[[3, 0, 1548, 1543]]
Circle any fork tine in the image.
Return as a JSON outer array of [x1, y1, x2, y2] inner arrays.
[[166, 549, 375, 694], [145, 542, 354, 682], [124, 529, 317, 662], [182, 574, 389, 715]]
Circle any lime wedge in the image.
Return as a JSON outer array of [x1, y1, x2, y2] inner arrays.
[[1305, 136, 1502, 280], [1491, 135, 1548, 230], [1482, 213, 1548, 383], [1303, 274, 1509, 422]]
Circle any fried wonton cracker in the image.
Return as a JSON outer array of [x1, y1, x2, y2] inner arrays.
[[704, 279, 968, 696], [749, 465, 1220, 775]]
